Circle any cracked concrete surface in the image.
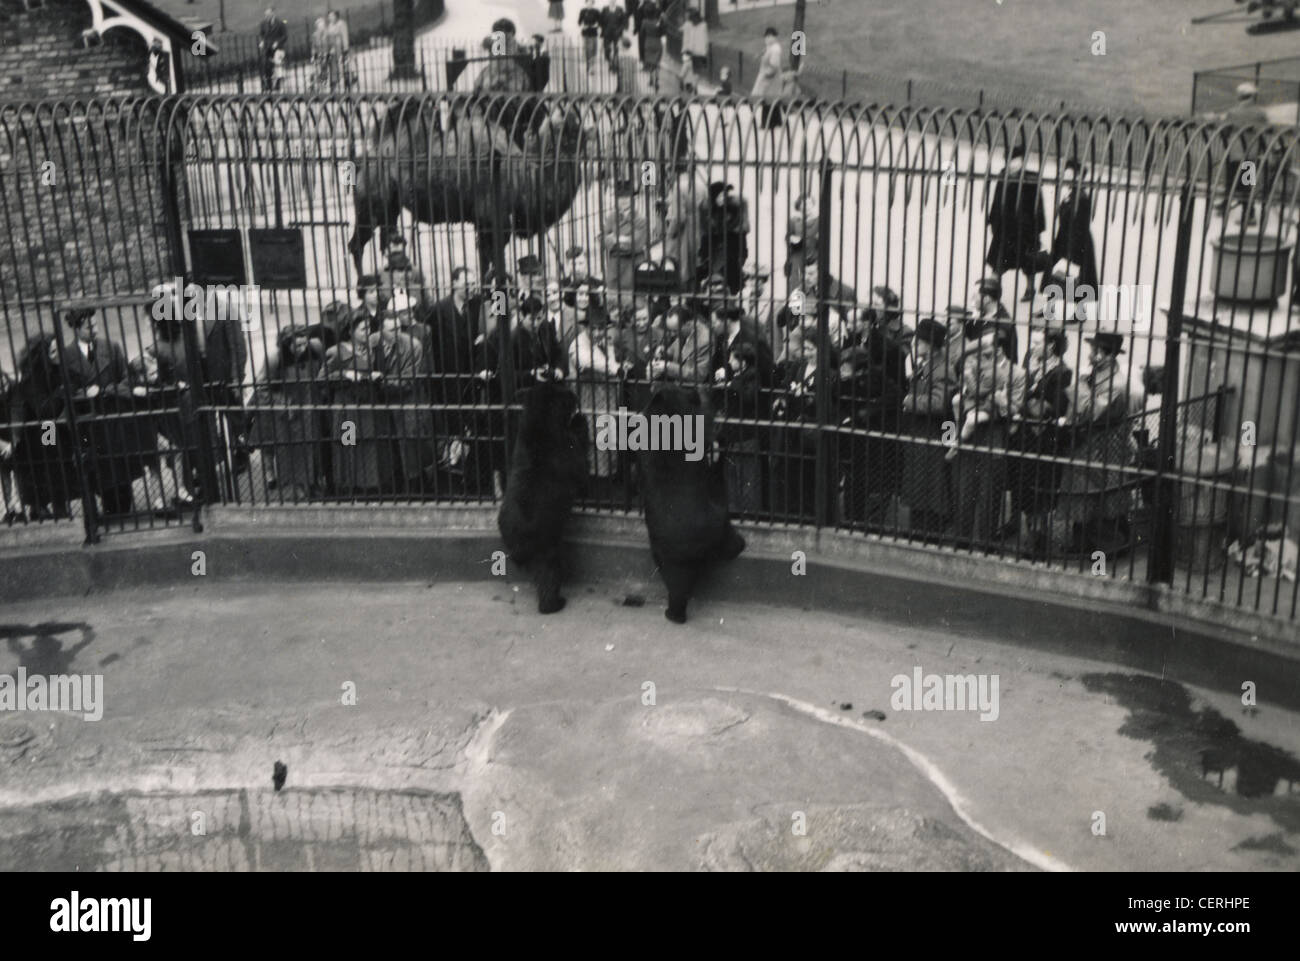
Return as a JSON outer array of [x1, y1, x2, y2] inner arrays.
[[0, 580, 1297, 871]]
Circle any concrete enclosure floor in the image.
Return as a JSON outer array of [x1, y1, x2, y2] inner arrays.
[[0, 577, 1297, 871]]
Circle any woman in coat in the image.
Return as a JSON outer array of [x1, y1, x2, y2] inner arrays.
[[248, 325, 326, 501], [751, 27, 791, 130], [900, 318, 957, 534], [1048, 159, 1099, 293], [324, 313, 385, 496], [369, 311, 427, 495], [639, 4, 664, 90], [570, 311, 627, 485], [986, 147, 1047, 300]]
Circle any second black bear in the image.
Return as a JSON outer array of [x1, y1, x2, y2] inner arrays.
[[639, 385, 745, 623], [498, 382, 589, 613]]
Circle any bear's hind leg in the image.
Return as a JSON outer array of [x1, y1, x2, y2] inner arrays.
[[659, 560, 696, 624], [534, 550, 567, 614]]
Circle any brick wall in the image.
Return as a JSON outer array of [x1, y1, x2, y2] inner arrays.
[[0, 0, 152, 101]]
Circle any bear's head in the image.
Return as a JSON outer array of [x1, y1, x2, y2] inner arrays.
[[645, 383, 701, 420], [519, 382, 584, 448]]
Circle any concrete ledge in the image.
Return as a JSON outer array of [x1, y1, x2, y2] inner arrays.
[[0, 504, 1296, 710]]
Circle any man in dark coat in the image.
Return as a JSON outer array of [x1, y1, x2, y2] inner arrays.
[[698, 182, 750, 294], [602, 2, 629, 69], [258, 6, 289, 93], [986, 146, 1047, 302], [1048, 159, 1099, 293], [51, 307, 156, 521], [428, 266, 482, 413]]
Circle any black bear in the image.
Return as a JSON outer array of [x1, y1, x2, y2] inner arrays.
[[638, 385, 746, 623], [498, 382, 589, 613]]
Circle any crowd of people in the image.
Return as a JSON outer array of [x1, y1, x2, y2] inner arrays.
[[0, 164, 1150, 557]]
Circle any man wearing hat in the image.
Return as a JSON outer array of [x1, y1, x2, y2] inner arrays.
[[602, 179, 660, 310], [986, 145, 1048, 303], [379, 235, 430, 318], [1055, 330, 1136, 552], [50, 304, 149, 520], [514, 253, 546, 306]]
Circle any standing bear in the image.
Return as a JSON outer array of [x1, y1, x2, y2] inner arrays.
[[498, 382, 589, 613], [639, 385, 746, 623]]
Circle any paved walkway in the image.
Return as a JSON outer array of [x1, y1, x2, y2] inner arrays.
[[0, 579, 1296, 870]]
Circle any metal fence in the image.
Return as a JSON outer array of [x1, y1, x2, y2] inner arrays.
[[1, 94, 1298, 631], [702, 41, 1151, 119], [1192, 56, 1300, 124]]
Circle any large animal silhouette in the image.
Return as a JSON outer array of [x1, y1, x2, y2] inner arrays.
[[348, 97, 591, 276]]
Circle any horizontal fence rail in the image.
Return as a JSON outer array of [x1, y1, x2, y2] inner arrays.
[[1, 94, 1298, 631]]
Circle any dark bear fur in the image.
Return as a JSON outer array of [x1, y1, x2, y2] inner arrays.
[[638, 385, 746, 623], [498, 383, 589, 613]]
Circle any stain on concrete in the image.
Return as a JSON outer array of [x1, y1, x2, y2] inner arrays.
[[1232, 833, 1297, 857], [0, 787, 490, 871], [1082, 673, 1300, 832]]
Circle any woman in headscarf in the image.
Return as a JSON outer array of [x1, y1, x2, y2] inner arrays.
[[247, 324, 326, 501]]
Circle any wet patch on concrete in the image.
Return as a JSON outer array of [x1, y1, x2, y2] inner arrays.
[[0, 787, 489, 871], [696, 804, 1034, 871], [1082, 673, 1300, 833], [1232, 833, 1297, 857]]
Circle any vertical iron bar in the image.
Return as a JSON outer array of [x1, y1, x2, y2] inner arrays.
[[1149, 180, 1195, 585], [813, 157, 834, 530]]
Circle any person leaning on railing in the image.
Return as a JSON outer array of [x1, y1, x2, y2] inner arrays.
[[899, 317, 957, 535], [1051, 331, 1137, 555], [247, 325, 327, 501]]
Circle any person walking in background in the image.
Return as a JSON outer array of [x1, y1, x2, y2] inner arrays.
[[639, 2, 665, 92], [322, 10, 352, 92], [752, 27, 791, 132], [681, 7, 709, 75], [548, 0, 566, 32], [1048, 158, 1098, 293], [601, 1, 629, 70], [258, 5, 288, 93], [579, 0, 603, 75], [698, 181, 750, 294], [986, 146, 1047, 302]]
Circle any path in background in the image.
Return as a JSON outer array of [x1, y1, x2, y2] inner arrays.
[[713, 0, 1300, 118]]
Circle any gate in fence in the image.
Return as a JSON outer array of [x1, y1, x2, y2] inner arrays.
[[1, 93, 1298, 630]]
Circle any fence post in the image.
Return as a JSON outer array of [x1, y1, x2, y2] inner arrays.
[[841, 70, 846, 101], [1149, 180, 1195, 586], [906, 78, 913, 105], [813, 157, 835, 531]]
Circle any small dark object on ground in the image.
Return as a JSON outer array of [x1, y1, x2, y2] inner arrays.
[[863, 709, 887, 721], [622, 594, 645, 607], [839, 702, 853, 711], [273, 761, 287, 791]]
